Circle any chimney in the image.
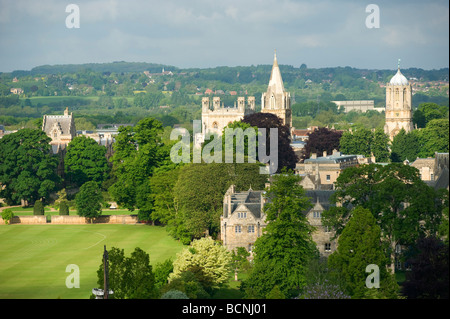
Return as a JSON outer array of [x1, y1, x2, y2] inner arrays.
[[311, 153, 317, 159], [323, 150, 327, 157]]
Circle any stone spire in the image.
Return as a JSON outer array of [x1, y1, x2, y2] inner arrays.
[[267, 50, 285, 94]]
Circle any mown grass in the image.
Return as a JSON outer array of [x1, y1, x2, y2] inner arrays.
[[0, 224, 184, 299]]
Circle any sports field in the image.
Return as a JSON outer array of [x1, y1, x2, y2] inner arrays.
[[0, 224, 185, 299]]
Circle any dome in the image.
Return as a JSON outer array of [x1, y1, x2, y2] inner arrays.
[[389, 68, 408, 85]]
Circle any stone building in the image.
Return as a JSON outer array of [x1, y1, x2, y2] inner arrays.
[[295, 149, 362, 189], [305, 190, 336, 256], [220, 185, 267, 253], [201, 96, 255, 138], [261, 52, 292, 130], [42, 107, 76, 154], [384, 62, 414, 140]]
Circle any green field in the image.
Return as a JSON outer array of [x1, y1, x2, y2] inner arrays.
[[0, 224, 184, 299]]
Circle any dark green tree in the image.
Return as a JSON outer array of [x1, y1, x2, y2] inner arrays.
[[390, 129, 420, 162], [75, 181, 103, 221], [59, 200, 69, 215], [323, 163, 442, 273], [328, 206, 399, 298], [0, 129, 59, 205], [96, 247, 158, 299], [243, 169, 317, 298], [64, 136, 109, 187], [33, 199, 45, 215], [417, 119, 449, 158]]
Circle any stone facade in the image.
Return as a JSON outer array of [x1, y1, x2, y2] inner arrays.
[[384, 66, 413, 140], [261, 52, 292, 130], [42, 107, 76, 154], [220, 185, 267, 253], [201, 96, 255, 138], [305, 190, 336, 256]]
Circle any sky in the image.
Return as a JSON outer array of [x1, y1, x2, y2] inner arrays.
[[0, 0, 448, 72]]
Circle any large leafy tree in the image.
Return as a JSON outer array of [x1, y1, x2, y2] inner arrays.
[[64, 135, 109, 187], [0, 128, 59, 205], [96, 247, 158, 299], [402, 236, 449, 299], [328, 206, 399, 299], [243, 169, 317, 298], [301, 126, 342, 161], [390, 129, 420, 162], [242, 112, 297, 172], [323, 163, 442, 272], [417, 118, 449, 158], [109, 117, 172, 221], [339, 126, 373, 158], [172, 162, 266, 241], [75, 180, 103, 221], [169, 237, 232, 289]]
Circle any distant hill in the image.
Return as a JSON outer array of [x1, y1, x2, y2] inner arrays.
[[18, 61, 179, 75]]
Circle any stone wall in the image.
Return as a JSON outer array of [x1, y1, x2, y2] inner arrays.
[[0, 215, 138, 225], [0, 216, 47, 225]]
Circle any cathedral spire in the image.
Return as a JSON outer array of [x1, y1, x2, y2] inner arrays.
[[268, 50, 285, 93]]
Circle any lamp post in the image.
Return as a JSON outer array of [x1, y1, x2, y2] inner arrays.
[[92, 245, 113, 299]]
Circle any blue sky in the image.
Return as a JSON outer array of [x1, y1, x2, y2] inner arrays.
[[0, 0, 448, 72]]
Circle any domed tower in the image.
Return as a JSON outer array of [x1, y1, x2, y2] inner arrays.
[[384, 59, 413, 140]]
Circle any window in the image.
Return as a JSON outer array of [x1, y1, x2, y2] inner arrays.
[[313, 211, 321, 218], [324, 243, 331, 252], [235, 225, 241, 233], [213, 122, 218, 129], [326, 175, 331, 181], [237, 212, 247, 219], [248, 225, 255, 233]]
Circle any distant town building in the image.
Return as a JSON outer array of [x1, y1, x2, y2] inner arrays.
[[384, 61, 414, 140], [42, 107, 76, 154], [295, 149, 363, 189], [197, 96, 255, 145], [331, 100, 384, 113]]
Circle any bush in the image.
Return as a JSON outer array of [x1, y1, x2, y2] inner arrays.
[[1, 208, 14, 225], [59, 200, 69, 215], [160, 290, 189, 299], [33, 200, 45, 215]]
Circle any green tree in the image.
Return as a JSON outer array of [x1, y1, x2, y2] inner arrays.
[[109, 117, 170, 221], [323, 163, 442, 273], [243, 169, 317, 298], [371, 128, 390, 162], [33, 199, 45, 215], [65, 136, 109, 187], [339, 126, 372, 157], [75, 181, 103, 221], [0, 129, 59, 205], [59, 200, 69, 215], [231, 247, 251, 281], [169, 237, 232, 289], [390, 129, 420, 162], [172, 162, 266, 240], [96, 247, 158, 299], [417, 119, 449, 158], [328, 206, 399, 298]]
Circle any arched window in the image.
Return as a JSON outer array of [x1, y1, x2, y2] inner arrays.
[[212, 122, 218, 129]]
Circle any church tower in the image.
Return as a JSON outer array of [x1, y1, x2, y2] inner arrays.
[[384, 60, 413, 140], [261, 51, 292, 130]]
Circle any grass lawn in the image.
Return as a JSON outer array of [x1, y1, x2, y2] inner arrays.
[[0, 224, 184, 299]]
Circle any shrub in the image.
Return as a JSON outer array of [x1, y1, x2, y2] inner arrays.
[[59, 200, 69, 215], [160, 290, 189, 299], [33, 200, 45, 215], [1, 208, 14, 225]]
